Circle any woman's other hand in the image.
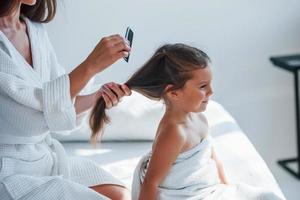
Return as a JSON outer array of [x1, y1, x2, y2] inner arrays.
[[95, 82, 131, 108], [86, 34, 131, 74]]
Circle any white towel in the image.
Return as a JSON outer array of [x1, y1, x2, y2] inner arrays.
[[132, 136, 283, 200]]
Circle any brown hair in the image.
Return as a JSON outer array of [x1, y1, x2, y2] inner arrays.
[[0, 0, 57, 23], [89, 43, 211, 144]]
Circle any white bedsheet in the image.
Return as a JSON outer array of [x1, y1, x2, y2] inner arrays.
[[62, 101, 286, 199]]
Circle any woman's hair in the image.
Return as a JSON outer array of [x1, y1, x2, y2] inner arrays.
[[89, 43, 211, 144], [0, 0, 56, 23]]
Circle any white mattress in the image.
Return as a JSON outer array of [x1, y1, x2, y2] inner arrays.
[[62, 101, 286, 199]]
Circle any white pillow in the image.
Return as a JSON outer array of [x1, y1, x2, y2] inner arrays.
[[52, 91, 165, 141]]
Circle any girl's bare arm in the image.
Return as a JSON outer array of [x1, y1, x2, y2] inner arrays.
[[139, 125, 186, 200], [211, 147, 229, 184]]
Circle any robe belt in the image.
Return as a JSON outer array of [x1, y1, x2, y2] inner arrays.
[[45, 134, 70, 178]]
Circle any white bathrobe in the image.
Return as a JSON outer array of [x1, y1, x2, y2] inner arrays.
[[0, 18, 122, 200], [132, 122, 283, 200]]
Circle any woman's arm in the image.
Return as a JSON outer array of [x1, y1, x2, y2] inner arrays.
[[74, 93, 97, 114], [74, 83, 131, 114], [211, 147, 229, 184], [139, 125, 186, 200], [69, 35, 130, 99]]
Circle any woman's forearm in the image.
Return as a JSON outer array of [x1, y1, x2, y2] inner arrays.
[[74, 93, 98, 114], [69, 34, 130, 99], [69, 60, 96, 99]]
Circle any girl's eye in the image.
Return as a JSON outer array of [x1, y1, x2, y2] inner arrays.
[[199, 85, 206, 89]]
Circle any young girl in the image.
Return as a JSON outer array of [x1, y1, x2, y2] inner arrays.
[[90, 44, 284, 200]]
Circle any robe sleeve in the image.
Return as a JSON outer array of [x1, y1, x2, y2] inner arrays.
[[0, 71, 76, 132], [43, 26, 78, 131]]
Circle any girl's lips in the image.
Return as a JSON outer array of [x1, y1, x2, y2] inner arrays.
[[202, 99, 209, 103]]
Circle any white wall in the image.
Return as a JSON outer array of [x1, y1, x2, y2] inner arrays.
[[47, 0, 300, 167]]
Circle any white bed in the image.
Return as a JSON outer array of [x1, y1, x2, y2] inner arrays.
[[57, 94, 286, 199]]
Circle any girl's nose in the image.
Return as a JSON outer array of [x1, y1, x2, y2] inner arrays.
[[207, 85, 213, 96]]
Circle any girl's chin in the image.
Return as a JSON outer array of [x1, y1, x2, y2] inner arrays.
[[201, 102, 209, 110], [193, 104, 207, 112]]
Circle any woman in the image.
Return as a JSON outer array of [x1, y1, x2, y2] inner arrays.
[[0, 0, 131, 199]]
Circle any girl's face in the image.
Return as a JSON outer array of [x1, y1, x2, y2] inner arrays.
[[20, 0, 37, 6], [171, 67, 213, 113]]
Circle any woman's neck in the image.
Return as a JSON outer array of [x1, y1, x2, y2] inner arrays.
[[0, 4, 22, 31]]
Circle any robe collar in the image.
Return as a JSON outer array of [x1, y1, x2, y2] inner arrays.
[[0, 17, 42, 85]]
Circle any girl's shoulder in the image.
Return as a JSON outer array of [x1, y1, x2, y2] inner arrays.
[[158, 122, 187, 141], [153, 121, 187, 150]]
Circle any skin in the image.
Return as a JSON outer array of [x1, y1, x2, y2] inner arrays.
[[0, 0, 131, 199], [138, 67, 228, 200]]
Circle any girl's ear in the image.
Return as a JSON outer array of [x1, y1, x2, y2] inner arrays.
[[165, 84, 179, 100]]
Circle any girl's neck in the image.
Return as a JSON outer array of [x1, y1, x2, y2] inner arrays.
[[0, 4, 22, 31], [163, 106, 190, 124]]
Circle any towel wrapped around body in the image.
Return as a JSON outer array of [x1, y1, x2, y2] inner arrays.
[[131, 136, 283, 200]]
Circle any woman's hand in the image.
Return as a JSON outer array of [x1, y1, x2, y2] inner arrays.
[[95, 82, 131, 108], [85, 34, 131, 74], [69, 34, 130, 98]]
